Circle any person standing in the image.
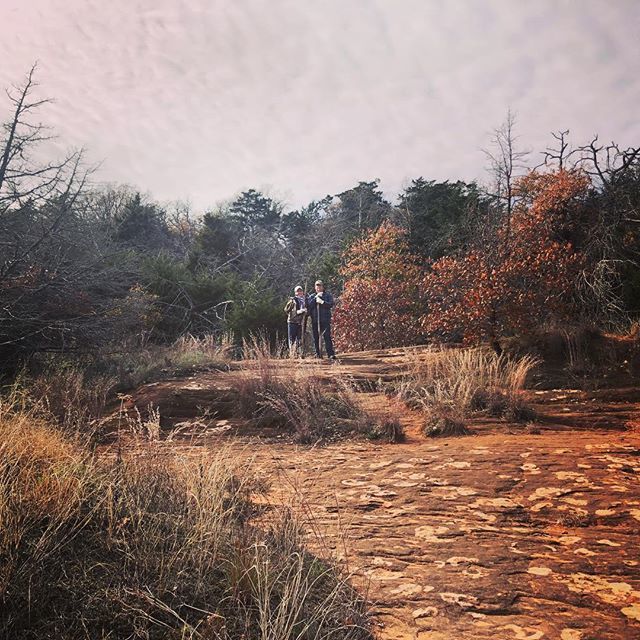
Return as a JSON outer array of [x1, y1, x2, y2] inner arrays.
[[284, 285, 307, 355], [307, 279, 336, 360]]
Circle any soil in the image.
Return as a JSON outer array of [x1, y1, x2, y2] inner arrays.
[[106, 348, 640, 640]]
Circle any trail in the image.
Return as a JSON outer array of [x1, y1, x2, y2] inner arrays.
[[114, 349, 640, 639]]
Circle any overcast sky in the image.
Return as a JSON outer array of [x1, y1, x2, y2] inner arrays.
[[1, 0, 638, 210]]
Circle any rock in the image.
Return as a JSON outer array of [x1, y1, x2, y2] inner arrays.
[[413, 606, 438, 619]]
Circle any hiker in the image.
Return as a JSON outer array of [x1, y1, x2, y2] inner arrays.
[[284, 285, 307, 355], [306, 279, 336, 360]]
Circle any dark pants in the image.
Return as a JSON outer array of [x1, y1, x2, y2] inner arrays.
[[311, 319, 335, 358], [287, 322, 303, 352]]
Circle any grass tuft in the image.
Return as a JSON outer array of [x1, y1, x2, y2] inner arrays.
[[396, 347, 538, 436], [233, 346, 404, 443]]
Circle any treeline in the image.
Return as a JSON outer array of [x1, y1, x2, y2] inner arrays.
[[1, 69, 639, 370], [334, 166, 640, 351]]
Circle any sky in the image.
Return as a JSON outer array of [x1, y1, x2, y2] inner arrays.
[[1, 0, 639, 211]]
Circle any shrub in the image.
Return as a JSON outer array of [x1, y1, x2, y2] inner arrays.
[[333, 223, 427, 351], [0, 398, 370, 639], [224, 278, 285, 346], [422, 170, 589, 345], [233, 343, 404, 443], [396, 347, 537, 435]]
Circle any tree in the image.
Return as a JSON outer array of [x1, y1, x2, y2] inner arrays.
[[111, 192, 171, 251], [397, 178, 489, 258], [483, 110, 530, 239], [224, 277, 283, 343], [192, 210, 242, 267], [0, 68, 153, 366], [333, 223, 426, 351], [569, 135, 640, 323], [229, 189, 282, 233], [0, 64, 85, 213], [333, 180, 391, 233], [422, 169, 588, 346], [538, 130, 640, 324], [140, 254, 235, 339]]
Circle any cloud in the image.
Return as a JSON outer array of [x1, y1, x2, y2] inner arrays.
[[1, 0, 638, 209]]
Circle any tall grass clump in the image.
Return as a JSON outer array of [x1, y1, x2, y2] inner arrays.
[[241, 332, 289, 361], [397, 347, 538, 436], [112, 332, 234, 389], [172, 331, 235, 365], [19, 363, 117, 436], [233, 334, 288, 421], [0, 395, 370, 639], [259, 373, 403, 443], [233, 339, 403, 443], [261, 374, 403, 443]]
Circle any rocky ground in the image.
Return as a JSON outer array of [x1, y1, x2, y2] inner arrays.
[[111, 349, 640, 639], [252, 430, 640, 640]]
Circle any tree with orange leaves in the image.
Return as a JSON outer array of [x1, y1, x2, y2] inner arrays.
[[422, 169, 590, 347], [333, 222, 427, 351]]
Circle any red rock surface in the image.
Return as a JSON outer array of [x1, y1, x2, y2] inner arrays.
[[112, 349, 640, 639], [252, 431, 640, 639]]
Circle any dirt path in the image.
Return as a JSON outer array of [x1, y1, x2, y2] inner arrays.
[[115, 352, 640, 639]]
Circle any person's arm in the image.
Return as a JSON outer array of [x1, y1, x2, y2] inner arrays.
[[284, 298, 294, 313], [321, 292, 334, 308], [306, 294, 316, 312]]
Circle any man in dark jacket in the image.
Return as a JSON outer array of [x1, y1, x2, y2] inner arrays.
[[306, 279, 336, 360]]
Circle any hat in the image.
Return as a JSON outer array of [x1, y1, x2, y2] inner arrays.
[[314, 280, 324, 286], [294, 285, 303, 292]]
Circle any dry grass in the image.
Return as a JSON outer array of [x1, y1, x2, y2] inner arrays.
[[502, 325, 640, 388], [0, 395, 370, 639], [233, 338, 288, 422], [114, 332, 234, 389], [173, 331, 235, 361], [20, 364, 117, 436], [396, 347, 538, 436], [241, 332, 289, 360], [234, 342, 403, 443], [258, 373, 362, 443], [17, 334, 235, 439], [30, 334, 234, 393], [239, 367, 404, 443]]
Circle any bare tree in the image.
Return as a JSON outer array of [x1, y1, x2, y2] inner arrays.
[[541, 129, 571, 170], [166, 200, 199, 257], [483, 110, 530, 236], [0, 63, 84, 212], [540, 129, 640, 325], [0, 65, 90, 283], [574, 136, 640, 325], [574, 135, 640, 190], [0, 67, 151, 365]]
